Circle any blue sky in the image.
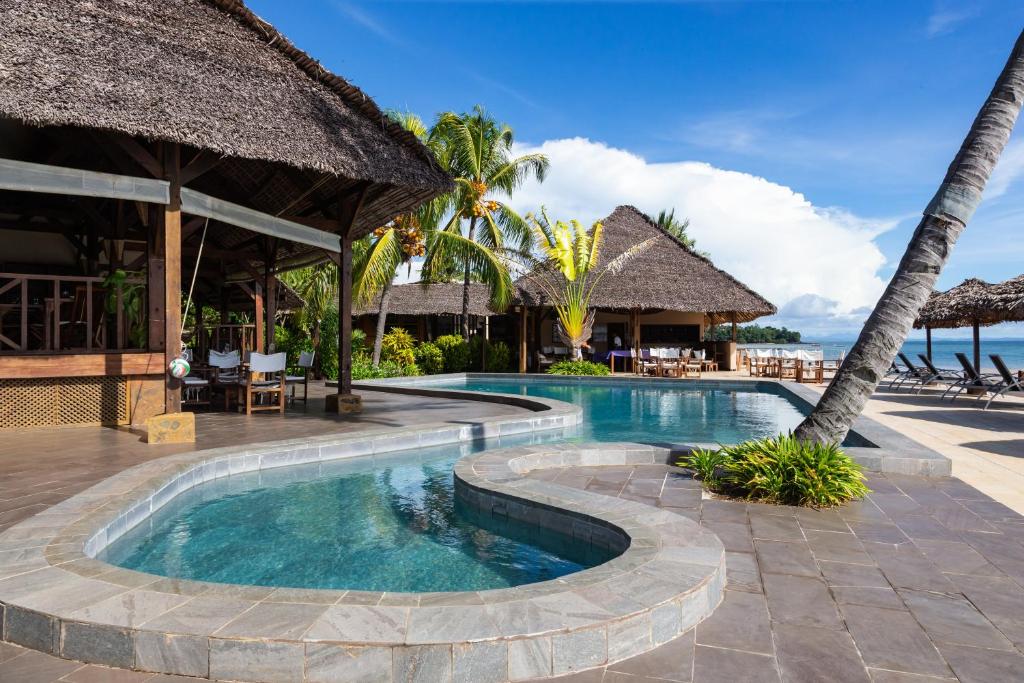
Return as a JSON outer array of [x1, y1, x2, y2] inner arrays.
[[249, 0, 1024, 339]]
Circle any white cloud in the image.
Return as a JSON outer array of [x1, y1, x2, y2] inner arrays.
[[925, 7, 978, 38], [505, 137, 897, 334]]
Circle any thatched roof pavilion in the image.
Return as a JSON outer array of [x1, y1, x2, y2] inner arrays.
[[355, 283, 496, 318], [0, 0, 451, 424], [516, 206, 776, 324]]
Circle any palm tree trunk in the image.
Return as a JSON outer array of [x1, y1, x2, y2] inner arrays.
[[461, 216, 477, 339], [795, 30, 1024, 445], [371, 279, 393, 366]]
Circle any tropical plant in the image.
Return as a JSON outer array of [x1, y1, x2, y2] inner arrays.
[[352, 354, 416, 380], [526, 209, 654, 358], [794, 31, 1024, 446], [414, 342, 445, 375], [679, 448, 731, 485], [547, 360, 611, 376], [487, 340, 512, 373], [423, 106, 549, 337], [435, 334, 471, 373], [380, 327, 417, 367], [676, 435, 869, 507], [103, 269, 147, 348], [655, 209, 699, 250], [279, 262, 337, 376]]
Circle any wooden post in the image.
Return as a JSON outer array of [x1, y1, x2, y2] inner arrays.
[[327, 184, 368, 414], [162, 142, 182, 414], [519, 307, 528, 374], [264, 241, 277, 352], [254, 282, 264, 354], [147, 204, 165, 357], [973, 320, 981, 374], [926, 326, 933, 361]]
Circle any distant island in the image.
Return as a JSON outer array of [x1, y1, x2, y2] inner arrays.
[[708, 324, 802, 344]]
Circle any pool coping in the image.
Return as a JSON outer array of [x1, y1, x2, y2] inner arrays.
[[0, 395, 724, 681], [360, 373, 951, 478]]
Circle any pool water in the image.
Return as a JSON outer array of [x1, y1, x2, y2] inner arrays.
[[100, 436, 616, 592], [431, 378, 812, 446]]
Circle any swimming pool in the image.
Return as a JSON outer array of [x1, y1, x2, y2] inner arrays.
[[425, 376, 816, 445], [99, 436, 617, 592]]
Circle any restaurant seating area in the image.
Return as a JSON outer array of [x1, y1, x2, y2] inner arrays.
[[741, 348, 841, 384]]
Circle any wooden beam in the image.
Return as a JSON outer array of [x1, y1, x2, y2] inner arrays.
[[109, 133, 162, 178], [265, 239, 278, 351], [254, 281, 265, 354], [336, 183, 369, 398], [179, 188, 341, 252], [0, 352, 165, 379], [0, 157, 169, 204], [519, 307, 528, 374], [180, 150, 223, 185], [277, 215, 343, 232], [162, 143, 183, 413]]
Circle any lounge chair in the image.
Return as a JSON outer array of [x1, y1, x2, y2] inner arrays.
[[982, 355, 1024, 409], [239, 351, 287, 415], [890, 353, 932, 391], [941, 353, 1004, 403], [914, 354, 963, 394], [286, 351, 315, 404]]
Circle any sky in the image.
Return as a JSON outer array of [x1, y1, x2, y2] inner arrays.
[[248, 0, 1024, 340]]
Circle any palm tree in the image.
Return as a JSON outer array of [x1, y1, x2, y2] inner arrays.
[[527, 209, 654, 358], [795, 30, 1024, 445], [352, 110, 431, 365], [424, 106, 549, 337], [656, 208, 707, 256]]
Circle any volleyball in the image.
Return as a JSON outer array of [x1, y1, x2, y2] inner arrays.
[[169, 357, 190, 379]]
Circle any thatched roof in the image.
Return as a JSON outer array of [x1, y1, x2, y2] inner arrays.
[[0, 0, 452, 242], [517, 206, 776, 324], [915, 276, 1024, 329], [354, 283, 495, 317]]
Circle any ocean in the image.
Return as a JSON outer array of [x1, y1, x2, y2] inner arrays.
[[739, 339, 1024, 372]]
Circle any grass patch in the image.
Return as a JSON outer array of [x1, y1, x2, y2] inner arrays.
[[676, 433, 869, 507]]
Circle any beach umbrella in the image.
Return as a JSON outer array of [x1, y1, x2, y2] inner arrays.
[[914, 275, 1024, 371]]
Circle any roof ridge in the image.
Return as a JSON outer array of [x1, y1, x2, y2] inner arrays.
[[611, 205, 775, 311], [206, 0, 445, 176]]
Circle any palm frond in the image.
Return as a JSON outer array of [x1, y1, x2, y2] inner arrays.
[[430, 230, 514, 311]]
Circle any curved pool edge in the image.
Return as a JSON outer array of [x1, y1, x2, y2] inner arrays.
[[0, 414, 724, 679]]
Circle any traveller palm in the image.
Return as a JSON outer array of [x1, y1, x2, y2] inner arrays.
[[526, 209, 654, 358], [795, 30, 1024, 445]]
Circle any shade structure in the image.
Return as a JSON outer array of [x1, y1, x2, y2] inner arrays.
[[914, 276, 1024, 371]]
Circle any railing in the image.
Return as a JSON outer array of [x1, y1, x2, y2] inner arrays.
[[0, 273, 147, 354]]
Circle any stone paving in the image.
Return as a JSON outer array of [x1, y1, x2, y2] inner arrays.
[[7, 460, 1024, 681]]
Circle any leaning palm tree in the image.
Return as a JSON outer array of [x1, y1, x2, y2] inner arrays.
[[795, 30, 1024, 445], [526, 209, 654, 358], [424, 106, 549, 337]]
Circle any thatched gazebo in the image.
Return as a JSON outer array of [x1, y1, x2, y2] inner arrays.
[[915, 276, 1024, 371], [354, 282, 498, 340], [516, 206, 775, 370], [0, 0, 451, 427]]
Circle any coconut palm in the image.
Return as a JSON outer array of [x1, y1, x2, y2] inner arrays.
[[794, 30, 1024, 445], [423, 106, 549, 337], [526, 209, 654, 358]]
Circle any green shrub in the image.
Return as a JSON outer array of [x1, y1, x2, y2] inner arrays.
[[351, 354, 420, 380], [679, 448, 731, 486], [487, 341, 512, 373], [435, 334, 471, 373], [351, 328, 367, 356], [380, 328, 416, 367], [414, 342, 445, 375], [467, 335, 486, 372], [547, 360, 611, 376], [675, 434, 869, 507]]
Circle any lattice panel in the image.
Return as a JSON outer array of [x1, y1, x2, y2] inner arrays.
[[0, 376, 128, 429]]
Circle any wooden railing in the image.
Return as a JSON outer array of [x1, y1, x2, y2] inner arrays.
[[0, 273, 146, 353]]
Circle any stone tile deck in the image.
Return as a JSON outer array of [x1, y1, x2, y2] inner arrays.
[[0, 383, 529, 535]]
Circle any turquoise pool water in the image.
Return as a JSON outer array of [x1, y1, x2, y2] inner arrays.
[[430, 378, 812, 446], [100, 437, 616, 592]]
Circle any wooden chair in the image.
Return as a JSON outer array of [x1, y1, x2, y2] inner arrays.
[[239, 352, 287, 415], [181, 347, 211, 407], [286, 351, 315, 404], [209, 349, 242, 410]]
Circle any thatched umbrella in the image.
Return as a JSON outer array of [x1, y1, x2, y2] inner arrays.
[[915, 276, 1024, 371]]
